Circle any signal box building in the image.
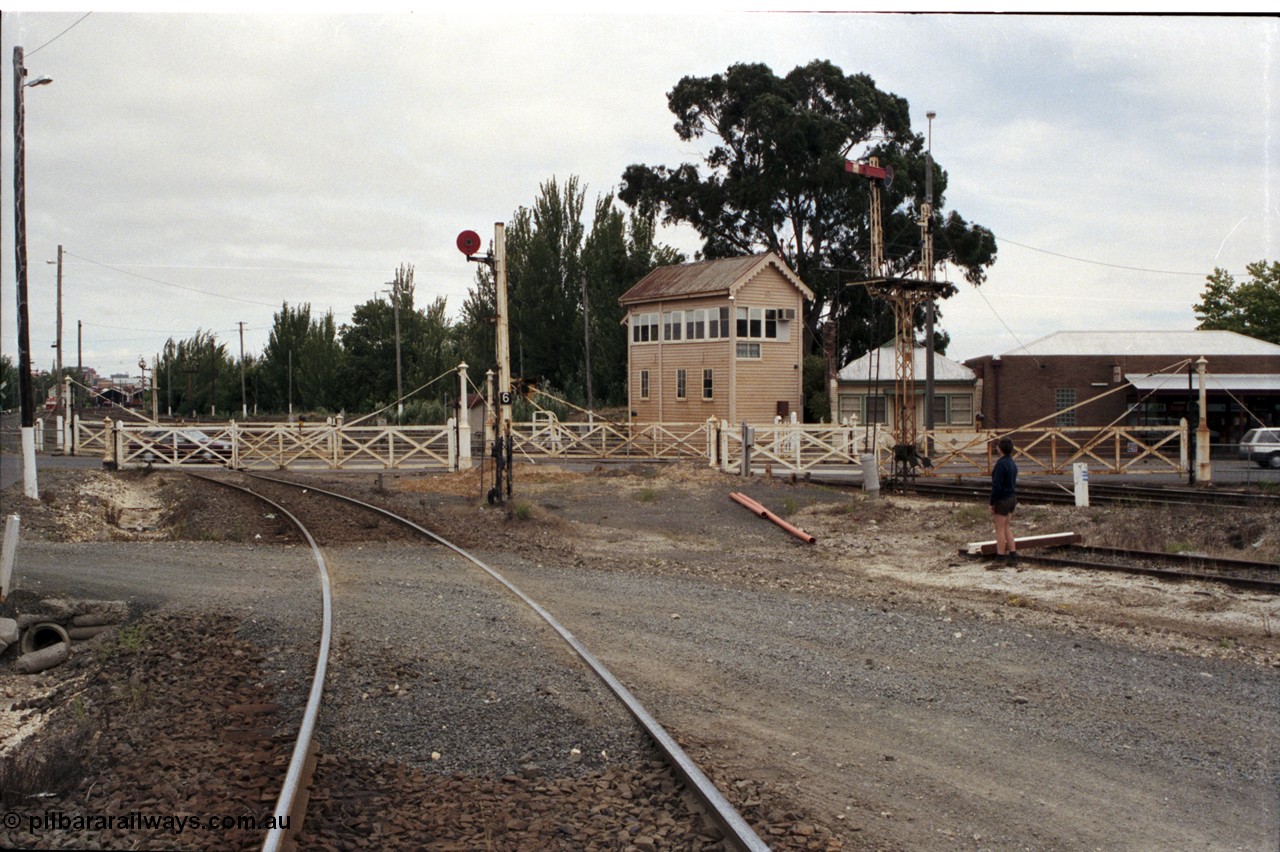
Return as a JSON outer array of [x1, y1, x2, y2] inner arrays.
[[963, 330, 1280, 446], [619, 253, 814, 424]]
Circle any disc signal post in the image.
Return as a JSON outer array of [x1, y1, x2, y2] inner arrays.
[[458, 225, 513, 504]]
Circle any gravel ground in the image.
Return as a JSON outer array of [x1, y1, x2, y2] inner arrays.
[[1, 463, 1278, 851]]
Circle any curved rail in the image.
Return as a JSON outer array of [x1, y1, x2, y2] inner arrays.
[[185, 472, 332, 852], [238, 471, 769, 852]]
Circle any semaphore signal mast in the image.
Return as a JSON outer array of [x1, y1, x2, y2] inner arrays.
[[845, 153, 948, 483]]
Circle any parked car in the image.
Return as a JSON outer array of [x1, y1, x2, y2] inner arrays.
[[136, 429, 232, 463], [1237, 428, 1280, 469]]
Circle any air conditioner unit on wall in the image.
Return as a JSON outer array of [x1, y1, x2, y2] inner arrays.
[[781, 308, 796, 320]]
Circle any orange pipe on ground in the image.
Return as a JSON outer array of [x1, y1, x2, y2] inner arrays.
[[729, 492, 817, 544]]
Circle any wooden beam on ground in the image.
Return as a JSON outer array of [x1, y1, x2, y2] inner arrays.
[[963, 532, 1082, 557]]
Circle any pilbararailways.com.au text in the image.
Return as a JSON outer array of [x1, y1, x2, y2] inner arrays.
[[6, 809, 289, 835]]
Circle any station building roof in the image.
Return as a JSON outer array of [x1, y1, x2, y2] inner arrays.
[[999, 330, 1280, 358], [838, 344, 976, 383]]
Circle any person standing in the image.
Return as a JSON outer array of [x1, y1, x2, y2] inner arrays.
[[989, 437, 1018, 563]]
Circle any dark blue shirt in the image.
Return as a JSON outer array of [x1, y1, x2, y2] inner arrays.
[[990, 454, 1017, 504]]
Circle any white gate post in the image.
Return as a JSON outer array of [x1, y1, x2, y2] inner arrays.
[[447, 417, 458, 472], [35, 418, 44, 453], [230, 420, 240, 469], [63, 376, 73, 453], [457, 362, 472, 471]]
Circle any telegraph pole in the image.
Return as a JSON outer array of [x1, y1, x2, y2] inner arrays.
[[581, 270, 593, 411], [392, 280, 403, 421], [238, 321, 247, 418], [12, 47, 51, 499], [923, 111, 937, 437], [53, 244, 63, 381]]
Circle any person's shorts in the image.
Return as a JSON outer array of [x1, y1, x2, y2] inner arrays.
[[992, 496, 1017, 516]]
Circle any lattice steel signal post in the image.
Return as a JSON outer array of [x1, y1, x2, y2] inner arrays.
[[845, 156, 949, 484]]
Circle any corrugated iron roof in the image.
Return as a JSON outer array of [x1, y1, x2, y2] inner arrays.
[[837, 344, 976, 383], [619, 253, 814, 305], [1002, 330, 1280, 357]]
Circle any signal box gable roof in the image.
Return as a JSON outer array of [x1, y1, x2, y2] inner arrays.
[[619, 253, 814, 306], [1002, 330, 1280, 357]]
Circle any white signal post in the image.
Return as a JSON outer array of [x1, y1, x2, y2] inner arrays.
[[457, 224, 512, 447], [493, 222, 512, 440]]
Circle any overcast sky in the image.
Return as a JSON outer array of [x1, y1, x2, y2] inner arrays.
[[2, 9, 1276, 381]]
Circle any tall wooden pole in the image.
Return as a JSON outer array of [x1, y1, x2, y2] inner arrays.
[[13, 47, 38, 498], [239, 321, 247, 417]]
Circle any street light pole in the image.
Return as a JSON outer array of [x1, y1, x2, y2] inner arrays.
[[12, 47, 52, 499]]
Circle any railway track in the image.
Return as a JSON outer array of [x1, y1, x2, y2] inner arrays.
[[901, 473, 1280, 506], [187, 470, 768, 851], [1017, 544, 1280, 593], [902, 477, 1280, 509]]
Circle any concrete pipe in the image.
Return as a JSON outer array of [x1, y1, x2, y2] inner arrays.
[[19, 622, 71, 656], [17, 641, 70, 674]]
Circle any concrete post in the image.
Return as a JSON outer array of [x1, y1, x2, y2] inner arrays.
[[1, 515, 19, 601], [1195, 356, 1211, 484], [861, 453, 880, 499]]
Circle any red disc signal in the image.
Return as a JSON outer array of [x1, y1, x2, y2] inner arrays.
[[457, 230, 482, 256]]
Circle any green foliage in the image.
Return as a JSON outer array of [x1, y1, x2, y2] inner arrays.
[[158, 330, 238, 417], [260, 302, 346, 414], [619, 60, 995, 365], [0, 354, 17, 411], [634, 487, 657, 502], [401, 398, 449, 425], [1193, 260, 1280, 344], [802, 354, 830, 422], [340, 264, 458, 416], [453, 177, 682, 410]]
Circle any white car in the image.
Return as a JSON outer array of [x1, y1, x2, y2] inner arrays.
[[1237, 428, 1280, 469]]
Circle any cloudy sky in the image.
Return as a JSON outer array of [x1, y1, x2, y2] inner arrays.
[[2, 9, 1276, 381]]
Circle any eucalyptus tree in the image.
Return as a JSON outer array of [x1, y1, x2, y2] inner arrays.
[[619, 59, 996, 363]]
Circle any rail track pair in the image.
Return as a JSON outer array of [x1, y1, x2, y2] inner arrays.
[[187, 470, 768, 852]]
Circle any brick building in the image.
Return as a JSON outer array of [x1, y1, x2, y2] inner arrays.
[[963, 330, 1280, 446]]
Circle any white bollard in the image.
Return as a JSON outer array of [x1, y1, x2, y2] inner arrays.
[[1, 515, 18, 600], [861, 453, 880, 499], [1073, 462, 1090, 507]]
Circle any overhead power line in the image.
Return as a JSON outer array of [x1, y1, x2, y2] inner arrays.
[[995, 236, 1217, 278]]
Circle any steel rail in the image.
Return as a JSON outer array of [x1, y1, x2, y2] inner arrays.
[[238, 471, 769, 852], [1022, 545, 1280, 593], [185, 472, 332, 852], [900, 478, 1280, 509]]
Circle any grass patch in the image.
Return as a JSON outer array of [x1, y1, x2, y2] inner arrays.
[[634, 487, 657, 503], [954, 504, 989, 527], [115, 623, 149, 654], [512, 501, 534, 520], [1164, 541, 1196, 554]]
